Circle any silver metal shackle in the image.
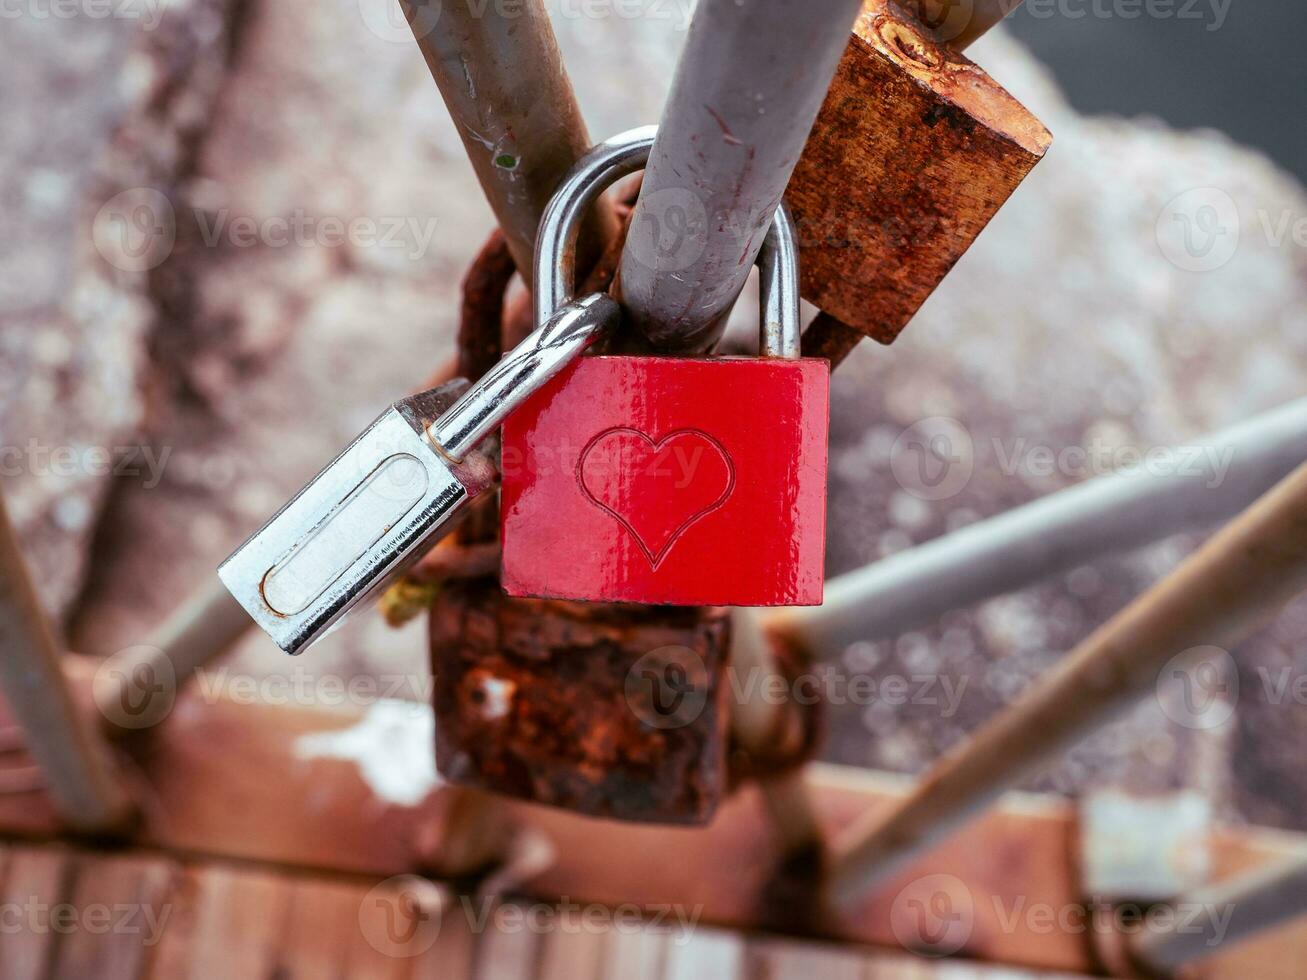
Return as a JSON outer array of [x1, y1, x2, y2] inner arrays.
[[427, 293, 618, 461], [533, 126, 802, 359]]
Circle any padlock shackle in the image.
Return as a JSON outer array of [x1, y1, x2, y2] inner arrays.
[[760, 205, 801, 360], [428, 293, 620, 461], [534, 126, 801, 360], [535, 126, 656, 331]]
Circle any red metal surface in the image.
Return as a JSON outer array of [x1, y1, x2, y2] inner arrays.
[[500, 355, 829, 605]]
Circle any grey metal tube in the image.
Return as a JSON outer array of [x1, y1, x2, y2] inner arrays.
[[402, 0, 612, 284], [98, 577, 252, 736], [534, 127, 658, 325], [616, 0, 863, 353], [0, 494, 132, 832], [826, 460, 1307, 906], [430, 294, 619, 459], [772, 397, 1307, 656], [1130, 854, 1307, 973]]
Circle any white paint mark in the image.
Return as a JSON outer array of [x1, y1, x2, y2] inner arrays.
[[295, 700, 441, 806], [477, 676, 514, 720]]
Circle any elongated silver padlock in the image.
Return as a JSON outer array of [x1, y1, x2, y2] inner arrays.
[[219, 293, 619, 655]]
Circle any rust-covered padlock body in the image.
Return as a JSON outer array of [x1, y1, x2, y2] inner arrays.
[[430, 578, 731, 824], [788, 0, 1051, 344]]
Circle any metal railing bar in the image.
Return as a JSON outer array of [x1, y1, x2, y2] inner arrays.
[[770, 397, 1307, 661], [0, 494, 133, 832], [615, 0, 864, 353], [401, 0, 615, 286], [1129, 852, 1307, 974], [823, 460, 1307, 908]]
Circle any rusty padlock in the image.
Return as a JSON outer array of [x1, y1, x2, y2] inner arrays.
[[788, 0, 1051, 345], [430, 579, 731, 825], [429, 154, 733, 823], [500, 128, 830, 606]]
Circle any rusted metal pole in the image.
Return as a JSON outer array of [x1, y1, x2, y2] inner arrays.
[[397, 0, 610, 873], [825, 461, 1307, 909], [0, 494, 132, 832], [616, 0, 863, 352], [400, 0, 612, 284], [771, 397, 1307, 660], [1130, 853, 1307, 974]]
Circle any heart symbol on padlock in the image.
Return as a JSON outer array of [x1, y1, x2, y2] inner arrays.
[[578, 427, 736, 568]]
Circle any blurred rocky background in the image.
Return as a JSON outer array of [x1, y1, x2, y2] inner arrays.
[[2, 0, 1305, 832]]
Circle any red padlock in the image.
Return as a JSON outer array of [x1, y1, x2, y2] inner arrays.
[[500, 129, 828, 605]]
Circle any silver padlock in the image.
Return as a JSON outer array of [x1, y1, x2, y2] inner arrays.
[[219, 293, 619, 655]]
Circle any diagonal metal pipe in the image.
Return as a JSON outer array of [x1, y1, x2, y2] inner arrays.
[[824, 460, 1307, 908], [1129, 852, 1307, 973], [401, 0, 614, 286], [0, 494, 133, 832], [770, 397, 1307, 659], [616, 0, 863, 353]]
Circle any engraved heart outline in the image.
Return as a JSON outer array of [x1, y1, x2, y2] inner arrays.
[[576, 427, 736, 569]]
